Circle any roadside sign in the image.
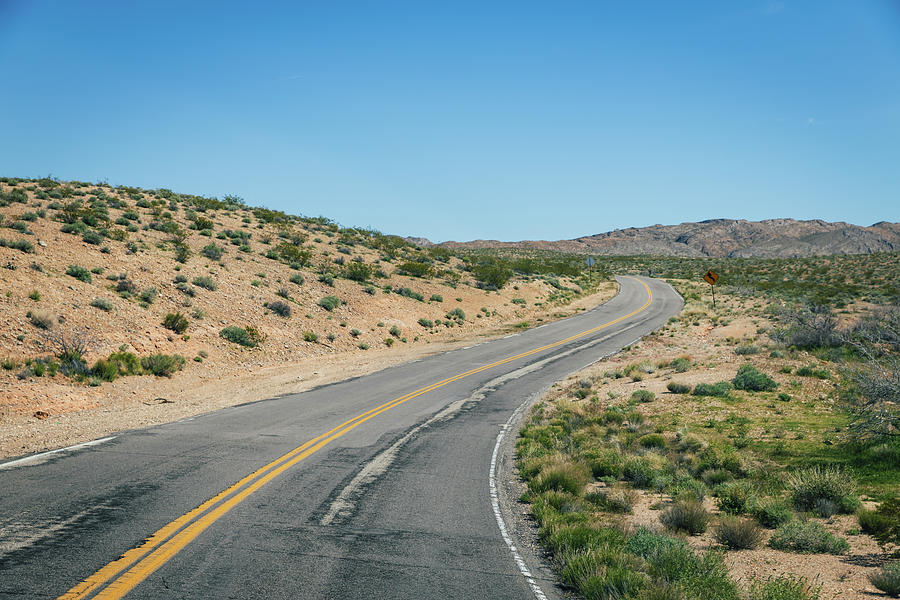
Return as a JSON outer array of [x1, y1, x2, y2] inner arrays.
[[585, 257, 595, 267], [703, 270, 719, 286]]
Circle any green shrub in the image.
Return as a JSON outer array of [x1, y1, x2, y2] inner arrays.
[[290, 273, 304, 285], [640, 433, 666, 449], [529, 460, 591, 495], [585, 487, 638, 513], [318, 295, 340, 311], [645, 543, 739, 599], [192, 275, 217, 290], [624, 527, 687, 559], [66, 264, 92, 283], [786, 466, 859, 514], [732, 364, 778, 392], [429, 294, 443, 302], [138, 287, 158, 304], [857, 498, 900, 547], [660, 500, 710, 535], [90, 298, 114, 312], [716, 481, 754, 515], [796, 365, 829, 379], [749, 497, 794, 529], [162, 312, 189, 334], [303, 331, 318, 343], [318, 273, 335, 286], [107, 351, 142, 376], [748, 574, 822, 600], [869, 562, 900, 597], [265, 300, 291, 317], [631, 389, 655, 403], [446, 307, 465, 321], [768, 519, 849, 554], [586, 449, 625, 478], [140, 353, 185, 377], [623, 456, 657, 488], [342, 261, 374, 282], [0, 236, 34, 253], [670, 357, 692, 372], [692, 382, 732, 397], [417, 318, 434, 328], [91, 358, 120, 382], [715, 517, 763, 550], [220, 326, 262, 347], [82, 230, 103, 245], [201, 243, 224, 260], [388, 325, 401, 337], [666, 382, 692, 394], [734, 345, 761, 355]]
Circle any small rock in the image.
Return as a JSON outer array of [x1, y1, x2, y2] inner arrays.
[[33, 410, 50, 419]]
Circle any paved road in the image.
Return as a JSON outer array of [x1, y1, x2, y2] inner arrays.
[[0, 276, 681, 600]]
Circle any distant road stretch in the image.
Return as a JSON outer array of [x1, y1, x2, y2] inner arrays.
[[0, 276, 682, 600]]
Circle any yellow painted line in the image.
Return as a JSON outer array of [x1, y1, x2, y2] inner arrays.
[[60, 277, 653, 600]]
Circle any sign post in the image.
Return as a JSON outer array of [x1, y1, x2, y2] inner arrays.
[[703, 269, 719, 308], [585, 256, 595, 284]]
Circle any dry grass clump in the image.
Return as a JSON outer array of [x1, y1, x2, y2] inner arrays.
[[715, 517, 764, 550], [660, 499, 710, 535]]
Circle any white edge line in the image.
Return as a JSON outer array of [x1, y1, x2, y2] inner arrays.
[[490, 420, 549, 600], [0, 436, 117, 471]]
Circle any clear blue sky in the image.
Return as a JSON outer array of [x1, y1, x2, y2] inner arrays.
[[1, 1, 898, 242]]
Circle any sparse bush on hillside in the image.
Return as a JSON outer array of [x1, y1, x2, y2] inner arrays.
[[138, 287, 157, 304], [667, 382, 692, 394], [90, 298, 114, 312], [396, 261, 433, 278], [192, 275, 217, 291], [303, 331, 318, 343], [692, 381, 732, 397], [220, 326, 264, 347], [66, 264, 92, 283], [318, 295, 340, 311], [631, 389, 655, 403], [265, 300, 291, 317], [342, 261, 374, 282], [140, 353, 185, 377], [289, 273, 304, 286], [0, 237, 35, 253], [162, 312, 189, 334], [27, 310, 55, 330], [201, 243, 224, 260], [732, 364, 778, 392]]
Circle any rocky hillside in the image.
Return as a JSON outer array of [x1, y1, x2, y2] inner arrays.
[[439, 218, 900, 258], [0, 177, 607, 431]]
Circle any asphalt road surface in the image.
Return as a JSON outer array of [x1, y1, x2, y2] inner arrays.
[[0, 276, 682, 600]]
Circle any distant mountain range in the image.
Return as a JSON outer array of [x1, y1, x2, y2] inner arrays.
[[422, 219, 900, 258]]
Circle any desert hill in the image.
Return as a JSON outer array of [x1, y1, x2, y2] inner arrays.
[[0, 176, 612, 457], [436, 218, 900, 258]]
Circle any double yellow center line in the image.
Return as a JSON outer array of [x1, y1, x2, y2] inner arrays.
[[60, 278, 653, 599]]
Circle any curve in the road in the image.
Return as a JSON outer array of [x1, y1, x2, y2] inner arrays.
[[59, 277, 656, 600]]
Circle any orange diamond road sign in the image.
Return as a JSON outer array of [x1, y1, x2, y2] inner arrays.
[[704, 270, 719, 285]]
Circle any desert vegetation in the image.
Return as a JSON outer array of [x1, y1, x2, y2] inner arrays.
[[516, 265, 900, 599], [0, 176, 614, 444]]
